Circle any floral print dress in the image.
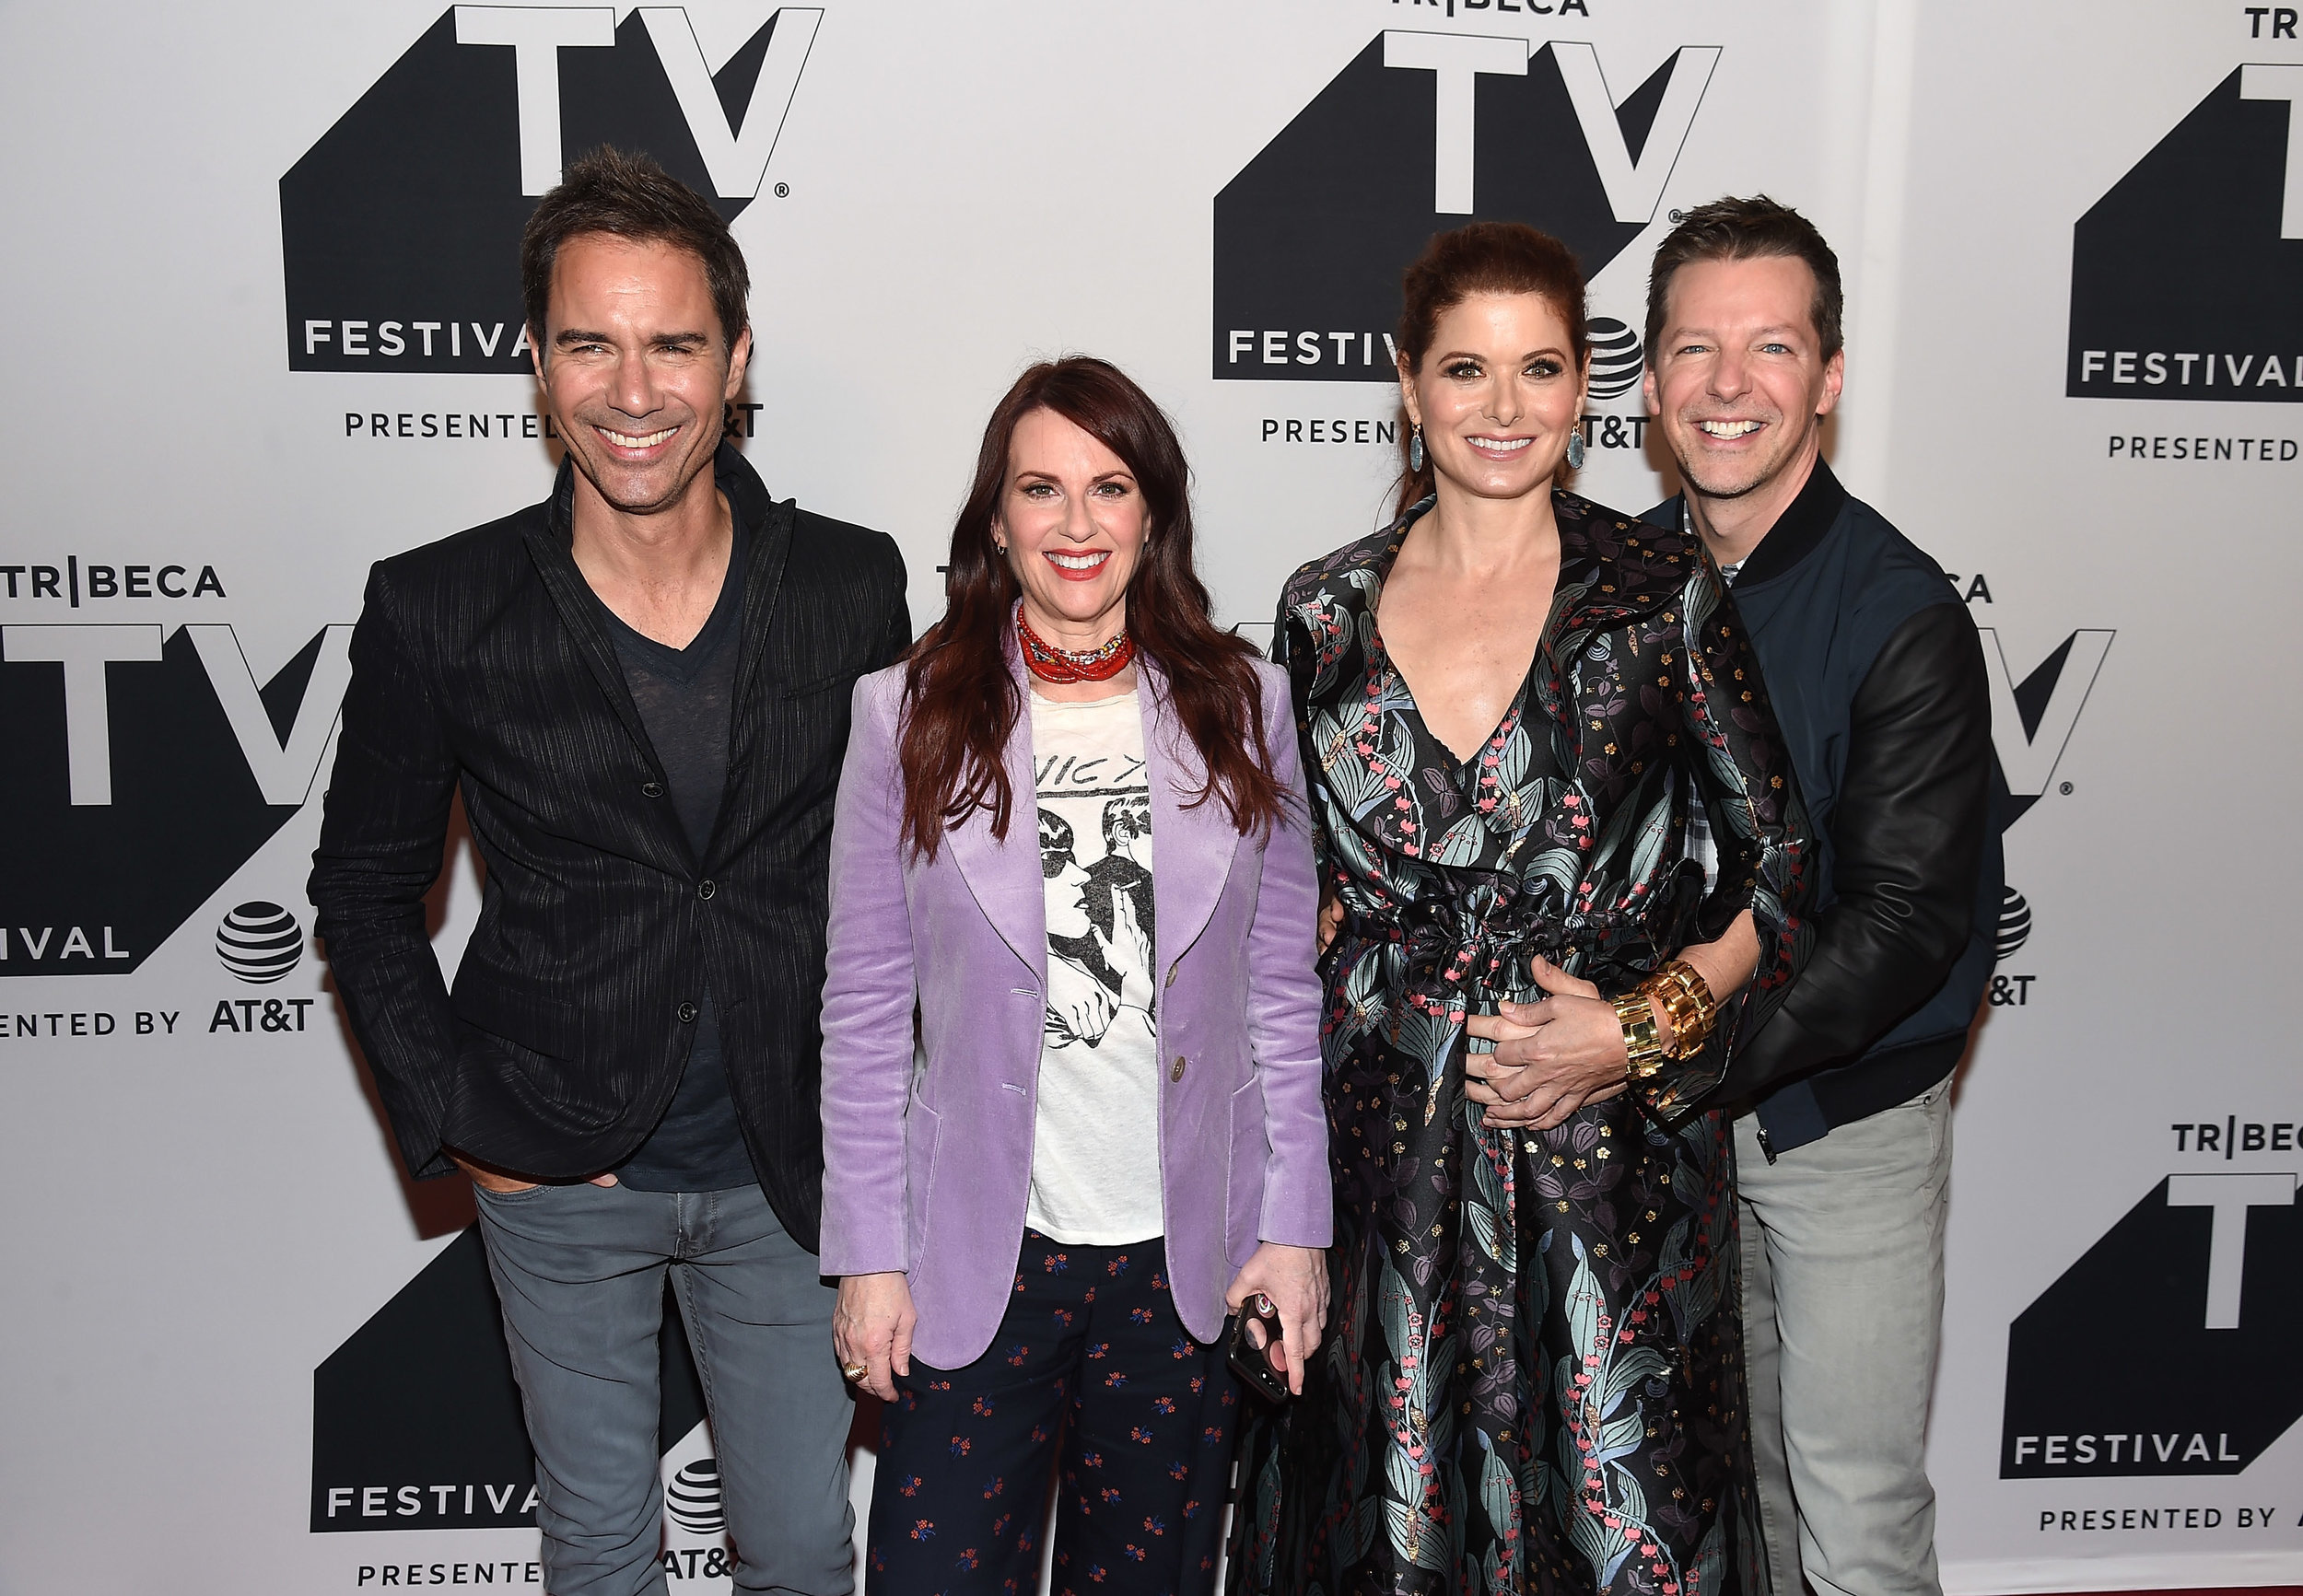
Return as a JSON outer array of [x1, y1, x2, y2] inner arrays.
[[1229, 495, 1811, 1596]]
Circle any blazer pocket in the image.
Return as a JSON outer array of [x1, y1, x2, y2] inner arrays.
[[781, 669, 853, 700], [904, 1098, 943, 1264], [1222, 1076, 1268, 1268]]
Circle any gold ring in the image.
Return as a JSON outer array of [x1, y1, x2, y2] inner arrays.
[[841, 1361, 869, 1383]]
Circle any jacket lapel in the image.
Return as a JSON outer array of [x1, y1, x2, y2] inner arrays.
[[724, 453, 796, 775], [520, 467, 661, 779], [944, 630, 1050, 987], [1137, 654, 1240, 976]]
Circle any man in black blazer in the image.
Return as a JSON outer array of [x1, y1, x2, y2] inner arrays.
[[310, 148, 907, 1596]]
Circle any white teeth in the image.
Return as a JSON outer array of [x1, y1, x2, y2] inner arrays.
[[1047, 551, 1108, 570], [1468, 437, 1533, 453], [601, 426, 676, 448], [1699, 420, 1762, 438]]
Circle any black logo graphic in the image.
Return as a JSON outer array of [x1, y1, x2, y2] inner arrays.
[[282, 6, 819, 373], [666, 1459, 725, 1535], [217, 901, 304, 984], [1994, 886, 2031, 966], [1585, 317, 1644, 401], [2067, 64, 2303, 402], [1979, 628, 2112, 827], [0, 623, 350, 978], [2003, 1173, 2303, 1475], [1214, 32, 1715, 381], [312, 1226, 710, 1532]]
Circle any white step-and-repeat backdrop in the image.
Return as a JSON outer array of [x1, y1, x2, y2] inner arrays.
[[3, 2, 2298, 1591]]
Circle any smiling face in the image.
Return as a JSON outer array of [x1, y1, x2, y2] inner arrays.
[[533, 232, 751, 518], [1643, 253, 1843, 503], [1400, 291, 1587, 503], [995, 407, 1150, 648]]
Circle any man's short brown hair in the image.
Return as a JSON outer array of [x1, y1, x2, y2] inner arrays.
[[520, 146, 750, 354], [1645, 195, 1842, 365]]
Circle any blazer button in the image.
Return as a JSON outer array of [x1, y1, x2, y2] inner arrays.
[[1164, 963, 1178, 990], [697, 880, 716, 900], [1170, 1054, 1187, 1083], [642, 781, 664, 798], [677, 1001, 698, 1024]]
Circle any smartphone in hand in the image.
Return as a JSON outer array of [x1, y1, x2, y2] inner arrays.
[[1227, 1293, 1292, 1404]]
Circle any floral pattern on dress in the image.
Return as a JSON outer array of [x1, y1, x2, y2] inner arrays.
[[1227, 493, 1811, 1596]]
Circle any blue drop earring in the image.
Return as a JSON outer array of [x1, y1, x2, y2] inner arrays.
[[1565, 426, 1586, 471], [1409, 425, 1426, 472]]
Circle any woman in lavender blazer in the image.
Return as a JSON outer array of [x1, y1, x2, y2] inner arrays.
[[818, 358, 1332, 1595]]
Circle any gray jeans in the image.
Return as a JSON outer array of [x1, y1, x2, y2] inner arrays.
[[1736, 1078, 1954, 1596], [473, 1180, 855, 1596]]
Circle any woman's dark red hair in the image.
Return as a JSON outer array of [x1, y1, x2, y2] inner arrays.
[[897, 356, 1286, 860]]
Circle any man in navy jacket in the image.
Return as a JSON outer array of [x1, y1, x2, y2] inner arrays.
[[1641, 197, 1998, 1596]]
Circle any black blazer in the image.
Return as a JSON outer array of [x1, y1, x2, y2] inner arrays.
[[310, 445, 909, 1248]]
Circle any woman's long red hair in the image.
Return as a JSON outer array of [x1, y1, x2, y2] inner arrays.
[[898, 357, 1285, 860]]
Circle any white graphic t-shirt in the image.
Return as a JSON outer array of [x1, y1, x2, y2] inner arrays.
[[1024, 688, 1163, 1245]]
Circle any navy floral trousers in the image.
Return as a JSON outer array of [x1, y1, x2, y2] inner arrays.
[[867, 1231, 1240, 1596]]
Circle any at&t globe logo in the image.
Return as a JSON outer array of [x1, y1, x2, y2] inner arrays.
[[216, 902, 304, 984]]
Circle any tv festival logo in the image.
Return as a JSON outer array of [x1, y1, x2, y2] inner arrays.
[[0, 623, 352, 979], [282, 5, 821, 374], [1213, 30, 1717, 383], [313, 1227, 726, 1555], [2066, 63, 2303, 402], [2002, 1171, 2302, 1477]]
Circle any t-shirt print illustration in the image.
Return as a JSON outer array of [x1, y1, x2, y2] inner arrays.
[[1035, 706, 1156, 1052], [1025, 690, 1163, 1246]]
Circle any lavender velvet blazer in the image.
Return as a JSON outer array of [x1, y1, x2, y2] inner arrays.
[[818, 645, 1332, 1370]]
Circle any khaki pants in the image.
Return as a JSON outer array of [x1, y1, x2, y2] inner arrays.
[[1736, 1078, 1955, 1596]]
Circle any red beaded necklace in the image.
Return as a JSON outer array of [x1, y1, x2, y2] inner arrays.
[[1018, 610, 1135, 683]]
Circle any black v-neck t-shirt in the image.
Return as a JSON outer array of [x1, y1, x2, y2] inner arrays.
[[600, 519, 756, 1192]]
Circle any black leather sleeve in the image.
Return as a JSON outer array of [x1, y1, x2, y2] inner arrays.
[[1723, 601, 1991, 1098]]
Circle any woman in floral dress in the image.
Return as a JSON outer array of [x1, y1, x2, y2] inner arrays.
[[1229, 224, 1809, 1595]]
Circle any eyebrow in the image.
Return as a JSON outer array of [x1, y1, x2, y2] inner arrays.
[[551, 328, 712, 348], [1670, 325, 1805, 341], [1014, 469, 1137, 484], [1435, 347, 1569, 364]]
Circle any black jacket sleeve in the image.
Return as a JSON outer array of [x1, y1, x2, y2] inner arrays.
[[1722, 601, 1990, 1098], [878, 571, 913, 670], [308, 564, 464, 1178]]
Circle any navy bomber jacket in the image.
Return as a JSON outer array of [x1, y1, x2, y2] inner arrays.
[[1648, 459, 2001, 1156]]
